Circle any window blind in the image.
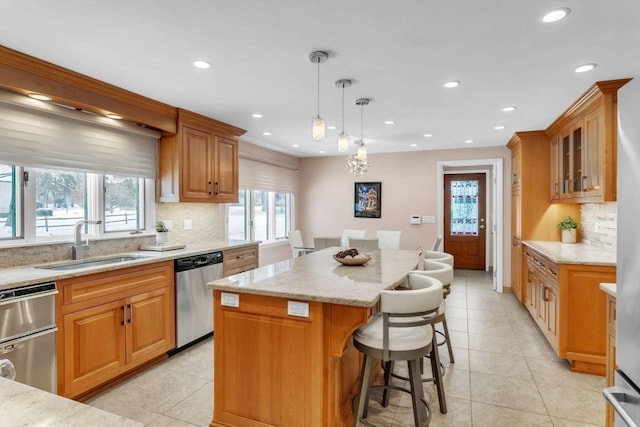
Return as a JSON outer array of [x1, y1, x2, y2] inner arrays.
[[0, 91, 160, 178], [239, 158, 298, 193]]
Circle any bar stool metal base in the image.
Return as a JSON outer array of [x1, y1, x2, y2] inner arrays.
[[354, 354, 432, 427]]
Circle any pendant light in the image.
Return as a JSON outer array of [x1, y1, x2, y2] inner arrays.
[[355, 98, 369, 160], [309, 51, 329, 141], [335, 79, 352, 152], [346, 97, 371, 176]]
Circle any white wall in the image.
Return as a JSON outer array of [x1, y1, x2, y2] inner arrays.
[[297, 146, 511, 261]]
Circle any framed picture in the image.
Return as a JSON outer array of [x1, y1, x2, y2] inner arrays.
[[354, 182, 381, 218]]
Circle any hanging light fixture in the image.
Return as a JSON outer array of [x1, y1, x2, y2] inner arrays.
[[335, 79, 352, 152], [346, 98, 371, 176], [309, 51, 329, 141]]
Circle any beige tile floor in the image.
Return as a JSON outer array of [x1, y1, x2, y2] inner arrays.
[[86, 269, 607, 426]]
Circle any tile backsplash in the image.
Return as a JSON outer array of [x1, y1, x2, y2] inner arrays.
[[0, 203, 220, 268], [580, 202, 617, 252]]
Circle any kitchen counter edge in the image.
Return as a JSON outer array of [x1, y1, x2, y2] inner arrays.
[[522, 241, 616, 266], [0, 240, 258, 291], [0, 377, 142, 427]]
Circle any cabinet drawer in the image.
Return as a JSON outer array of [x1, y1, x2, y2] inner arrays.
[[61, 261, 173, 310], [223, 245, 258, 276]]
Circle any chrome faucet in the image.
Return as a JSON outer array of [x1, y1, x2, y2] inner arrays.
[[72, 220, 102, 260]]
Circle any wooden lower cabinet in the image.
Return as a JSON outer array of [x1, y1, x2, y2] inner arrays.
[[212, 291, 370, 427], [524, 246, 614, 375], [58, 261, 175, 398]]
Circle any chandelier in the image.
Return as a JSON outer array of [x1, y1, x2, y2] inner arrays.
[[347, 98, 371, 176]]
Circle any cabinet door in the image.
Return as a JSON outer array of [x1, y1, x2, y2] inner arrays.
[[584, 108, 604, 197], [545, 284, 559, 349], [511, 190, 522, 301], [511, 142, 521, 191], [125, 287, 174, 366], [181, 126, 214, 201], [550, 139, 560, 200], [525, 265, 535, 315], [63, 300, 126, 397], [213, 135, 238, 203]]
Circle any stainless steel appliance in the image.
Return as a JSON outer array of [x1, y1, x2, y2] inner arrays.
[[174, 251, 223, 351], [0, 281, 58, 393], [603, 77, 640, 427]]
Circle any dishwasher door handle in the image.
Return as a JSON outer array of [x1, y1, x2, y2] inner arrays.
[[0, 343, 25, 355]]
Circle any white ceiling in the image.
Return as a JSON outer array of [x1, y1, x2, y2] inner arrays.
[[1, 0, 639, 158]]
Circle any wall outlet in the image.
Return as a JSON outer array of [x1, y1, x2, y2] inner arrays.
[[287, 301, 309, 317], [422, 215, 436, 224], [184, 219, 192, 230], [221, 292, 239, 307]]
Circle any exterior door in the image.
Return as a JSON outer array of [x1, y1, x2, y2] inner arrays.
[[444, 173, 486, 270]]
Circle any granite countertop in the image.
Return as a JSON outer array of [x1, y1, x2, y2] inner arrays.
[[207, 247, 420, 307], [599, 282, 617, 298], [0, 240, 257, 291], [0, 377, 142, 427], [522, 241, 616, 266]]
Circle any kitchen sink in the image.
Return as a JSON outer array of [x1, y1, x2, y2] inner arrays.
[[36, 255, 151, 271]]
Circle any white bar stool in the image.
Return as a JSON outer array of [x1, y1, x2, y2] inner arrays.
[[352, 284, 441, 427], [381, 273, 448, 415], [410, 260, 455, 363]]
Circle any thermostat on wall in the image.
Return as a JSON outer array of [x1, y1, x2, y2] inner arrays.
[[410, 215, 421, 224]]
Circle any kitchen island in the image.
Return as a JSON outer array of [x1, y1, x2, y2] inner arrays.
[[207, 248, 420, 427]]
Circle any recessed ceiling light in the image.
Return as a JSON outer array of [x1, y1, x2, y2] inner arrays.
[[384, 120, 395, 125], [252, 113, 263, 118], [319, 150, 326, 154], [105, 114, 123, 120], [493, 125, 506, 130], [465, 139, 474, 144], [262, 132, 271, 136], [28, 93, 52, 101], [443, 81, 460, 88], [410, 143, 418, 147], [501, 106, 517, 112], [542, 7, 571, 23], [327, 125, 337, 130], [423, 133, 433, 138], [292, 144, 299, 148], [193, 60, 211, 69], [575, 63, 597, 73]]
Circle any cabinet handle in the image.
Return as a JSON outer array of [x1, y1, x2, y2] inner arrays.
[[543, 285, 550, 302], [127, 304, 133, 324], [554, 182, 559, 195], [208, 181, 212, 195], [121, 305, 125, 326], [215, 182, 219, 195]]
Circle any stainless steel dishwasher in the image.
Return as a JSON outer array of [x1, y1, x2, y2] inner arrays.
[[0, 281, 58, 393], [173, 251, 224, 352]]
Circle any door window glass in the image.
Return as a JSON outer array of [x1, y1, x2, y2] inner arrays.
[[450, 179, 479, 236]]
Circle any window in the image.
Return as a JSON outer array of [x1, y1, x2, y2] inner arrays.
[[104, 175, 145, 233], [0, 163, 151, 243], [35, 168, 87, 237], [227, 189, 292, 242], [0, 164, 22, 239]]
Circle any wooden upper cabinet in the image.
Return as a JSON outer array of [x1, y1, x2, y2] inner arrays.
[[546, 79, 630, 203], [158, 109, 245, 203]]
